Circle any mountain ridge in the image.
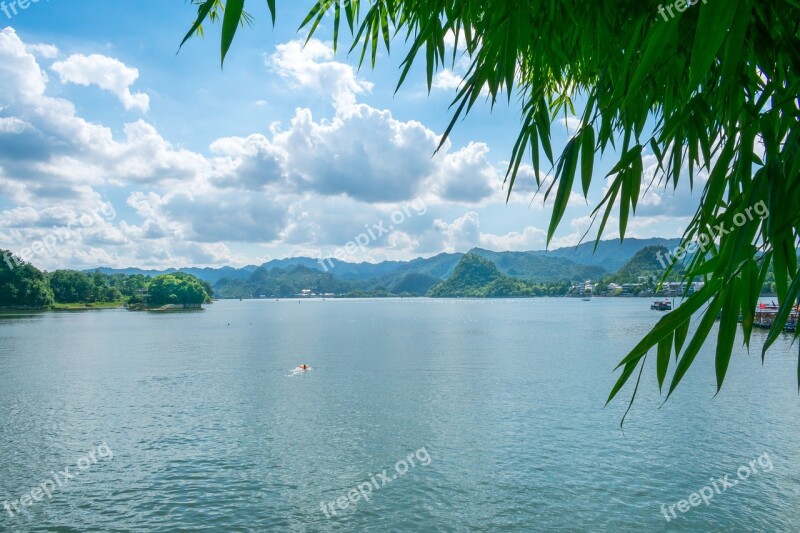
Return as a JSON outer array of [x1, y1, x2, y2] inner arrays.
[[92, 238, 680, 284]]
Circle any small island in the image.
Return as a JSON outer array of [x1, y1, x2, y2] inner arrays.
[[1, 249, 212, 311]]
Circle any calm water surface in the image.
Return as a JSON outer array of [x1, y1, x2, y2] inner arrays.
[[1, 299, 798, 532]]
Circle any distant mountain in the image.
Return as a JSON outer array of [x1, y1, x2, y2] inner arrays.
[[386, 253, 463, 279], [91, 266, 257, 285], [427, 253, 551, 297], [468, 248, 608, 282], [544, 238, 682, 272], [215, 265, 353, 298], [609, 245, 684, 283], [386, 272, 442, 296], [91, 238, 681, 290]]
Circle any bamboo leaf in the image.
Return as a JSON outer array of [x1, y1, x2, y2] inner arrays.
[[715, 280, 740, 392], [619, 170, 630, 239], [580, 126, 595, 197], [266, 0, 276, 25], [740, 259, 757, 347], [667, 294, 725, 398], [689, 0, 739, 87], [333, 2, 341, 52], [615, 280, 721, 371], [547, 137, 579, 243], [605, 145, 643, 178], [606, 358, 639, 405], [299, 1, 322, 30], [626, 18, 678, 102], [657, 333, 673, 392], [721, 0, 750, 84], [220, 0, 246, 68], [179, 0, 216, 51], [535, 101, 554, 164], [674, 318, 690, 358]]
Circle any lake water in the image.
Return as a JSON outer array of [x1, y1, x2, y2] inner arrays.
[[1, 298, 798, 531]]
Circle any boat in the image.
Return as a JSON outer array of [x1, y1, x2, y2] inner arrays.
[[651, 300, 672, 311], [754, 303, 799, 331]]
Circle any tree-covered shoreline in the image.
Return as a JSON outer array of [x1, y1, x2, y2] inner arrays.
[[1, 245, 778, 309], [0, 250, 212, 310]]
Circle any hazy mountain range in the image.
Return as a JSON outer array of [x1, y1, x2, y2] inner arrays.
[[92, 238, 681, 297]]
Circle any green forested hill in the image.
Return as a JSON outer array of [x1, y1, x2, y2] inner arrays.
[[215, 265, 355, 298], [427, 253, 546, 297], [607, 245, 685, 283], [0, 250, 54, 308], [469, 248, 607, 282]]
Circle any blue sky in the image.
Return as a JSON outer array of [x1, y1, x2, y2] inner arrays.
[[0, 0, 701, 269]]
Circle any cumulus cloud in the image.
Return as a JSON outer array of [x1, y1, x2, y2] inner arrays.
[[0, 29, 206, 199], [51, 53, 149, 112], [25, 43, 59, 59], [432, 211, 546, 253], [558, 116, 581, 137], [0, 29, 690, 269], [268, 39, 373, 110], [432, 69, 463, 91]]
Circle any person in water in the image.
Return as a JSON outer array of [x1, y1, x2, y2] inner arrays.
[[298, 364, 311, 370]]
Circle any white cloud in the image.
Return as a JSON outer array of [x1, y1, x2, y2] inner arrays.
[[432, 69, 463, 91], [558, 116, 581, 137], [25, 43, 59, 59], [51, 53, 149, 112], [0, 116, 33, 133], [0, 29, 692, 269], [268, 39, 372, 111], [433, 211, 546, 253]]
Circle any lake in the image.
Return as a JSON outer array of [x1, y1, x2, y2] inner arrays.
[[1, 298, 798, 531]]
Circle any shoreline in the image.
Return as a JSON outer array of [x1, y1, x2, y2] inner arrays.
[[0, 293, 781, 313]]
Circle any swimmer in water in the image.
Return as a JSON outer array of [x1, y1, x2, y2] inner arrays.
[[297, 364, 311, 371]]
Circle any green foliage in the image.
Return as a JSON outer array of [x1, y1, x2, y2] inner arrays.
[[48, 270, 137, 304], [427, 253, 560, 297], [216, 265, 353, 298], [106, 273, 152, 302], [469, 248, 607, 283], [0, 250, 54, 308], [147, 273, 211, 307], [386, 272, 441, 296], [608, 246, 684, 284], [0, 251, 211, 308], [49, 270, 94, 303], [427, 253, 502, 297], [181, 0, 800, 410]]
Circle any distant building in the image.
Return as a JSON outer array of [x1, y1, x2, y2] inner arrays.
[[607, 283, 623, 295], [621, 283, 641, 295], [657, 281, 705, 296]]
